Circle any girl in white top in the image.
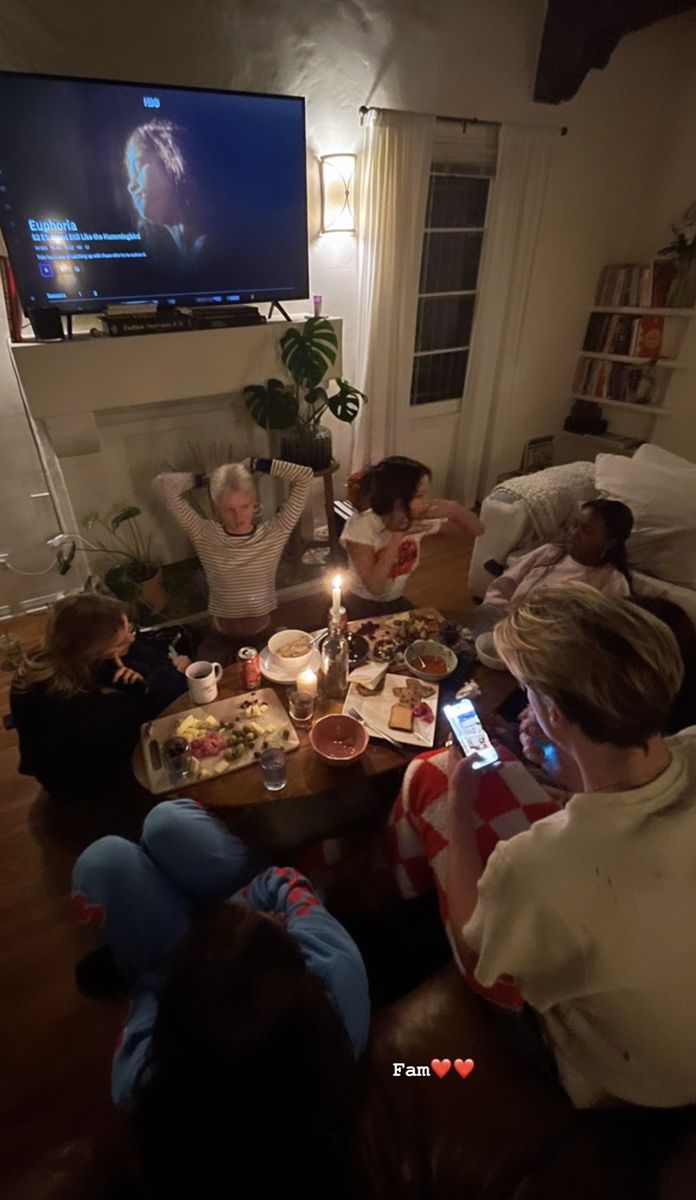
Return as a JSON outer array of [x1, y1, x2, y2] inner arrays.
[[447, 585, 696, 1109], [154, 458, 313, 641], [340, 457, 483, 612]]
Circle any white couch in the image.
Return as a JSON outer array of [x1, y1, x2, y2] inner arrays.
[[468, 450, 696, 627]]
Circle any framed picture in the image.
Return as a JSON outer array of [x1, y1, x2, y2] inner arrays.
[[521, 435, 554, 474]]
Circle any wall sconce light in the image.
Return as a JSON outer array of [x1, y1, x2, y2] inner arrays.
[[320, 154, 356, 233]]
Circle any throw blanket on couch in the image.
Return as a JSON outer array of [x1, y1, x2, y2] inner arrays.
[[495, 461, 596, 545]]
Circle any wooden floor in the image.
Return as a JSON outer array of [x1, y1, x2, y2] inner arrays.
[[0, 535, 474, 1198]]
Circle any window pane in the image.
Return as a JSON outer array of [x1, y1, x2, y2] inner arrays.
[[426, 175, 489, 229], [416, 294, 474, 352], [420, 231, 483, 293], [410, 350, 469, 406]]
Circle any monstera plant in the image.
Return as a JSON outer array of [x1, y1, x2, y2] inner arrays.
[[243, 318, 366, 469], [57, 506, 167, 614]]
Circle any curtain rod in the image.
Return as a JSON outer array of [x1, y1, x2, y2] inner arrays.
[[358, 104, 568, 137]]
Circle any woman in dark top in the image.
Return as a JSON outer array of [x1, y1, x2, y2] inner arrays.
[[11, 594, 189, 795]]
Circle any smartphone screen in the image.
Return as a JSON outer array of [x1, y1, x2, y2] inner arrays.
[[443, 699, 500, 769]]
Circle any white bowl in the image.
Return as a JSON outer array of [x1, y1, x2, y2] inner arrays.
[[267, 629, 313, 671], [475, 632, 507, 672]]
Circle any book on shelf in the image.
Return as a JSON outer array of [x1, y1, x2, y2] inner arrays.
[[594, 259, 684, 309], [582, 312, 665, 357], [0, 254, 23, 341], [651, 260, 677, 307], [574, 355, 664, 405], [630, 315, 663, 357]]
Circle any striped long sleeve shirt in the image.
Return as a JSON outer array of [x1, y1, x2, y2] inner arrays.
[[154, 459, 313, 618]]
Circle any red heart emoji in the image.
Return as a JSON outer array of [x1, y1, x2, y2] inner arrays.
[[454, 1057, 475, 1079], [431, 1058, 451, 1079]]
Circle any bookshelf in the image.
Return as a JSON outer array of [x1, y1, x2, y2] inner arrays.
[[563, 262, 694, 455]]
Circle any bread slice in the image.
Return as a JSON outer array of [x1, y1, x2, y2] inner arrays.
[[389, 703, 414, 732]]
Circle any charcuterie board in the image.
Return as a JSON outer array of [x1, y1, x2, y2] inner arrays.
[[135, 688, 300, 796]]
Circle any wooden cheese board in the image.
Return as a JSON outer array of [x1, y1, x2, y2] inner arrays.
[[135, 687, 300, 796]]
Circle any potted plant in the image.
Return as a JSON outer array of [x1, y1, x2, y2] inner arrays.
[[243, 318, 366, 469], [57, 506, 167, 614], [658, 201, 696, 308]]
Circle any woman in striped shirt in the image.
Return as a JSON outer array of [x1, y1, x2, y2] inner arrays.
[[154, 458, 313, 653]]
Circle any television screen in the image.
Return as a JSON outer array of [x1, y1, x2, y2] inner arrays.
[[0, 72, 309, 314]]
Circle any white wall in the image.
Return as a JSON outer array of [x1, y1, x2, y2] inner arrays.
[[631, 43, 696, 466], [1, 0, 696, 608]]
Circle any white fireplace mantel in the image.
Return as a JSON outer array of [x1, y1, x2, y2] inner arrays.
[[9, 318, 344, 574], [11, 318, 343, 419]]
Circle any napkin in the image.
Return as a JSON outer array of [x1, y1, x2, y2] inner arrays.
[[347, 661, 388, 686]]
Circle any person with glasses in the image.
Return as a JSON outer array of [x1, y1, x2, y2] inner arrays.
[[11, 594, 189, 796]]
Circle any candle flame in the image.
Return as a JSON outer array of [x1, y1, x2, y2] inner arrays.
[[332, 574, 343, 589]]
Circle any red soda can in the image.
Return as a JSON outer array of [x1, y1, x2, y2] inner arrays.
[[238, 646, 261, 690]]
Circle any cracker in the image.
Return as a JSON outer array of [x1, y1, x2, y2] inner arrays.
[[388, 704, 414, 732]]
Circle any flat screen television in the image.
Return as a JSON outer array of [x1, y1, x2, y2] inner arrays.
[[0, 72, 309, 315]]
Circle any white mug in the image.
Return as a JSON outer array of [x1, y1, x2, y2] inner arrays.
[[185, 660, 223, 704]]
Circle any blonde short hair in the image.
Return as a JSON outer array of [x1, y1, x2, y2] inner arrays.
[[209, 463, 255, 509], [493, 584, 684, 747]]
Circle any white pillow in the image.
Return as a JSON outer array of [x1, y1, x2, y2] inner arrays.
[[595, 451, 696, 588]]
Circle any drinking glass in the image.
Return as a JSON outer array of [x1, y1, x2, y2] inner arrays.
[[259, 747, 287, 792], [162, 736, 191, 783], [288, 689, 315, 726]]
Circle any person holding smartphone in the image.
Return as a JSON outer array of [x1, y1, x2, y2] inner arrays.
[[452, 584, 696, 1110]]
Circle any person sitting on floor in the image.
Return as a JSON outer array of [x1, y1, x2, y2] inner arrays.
[[449, 584, 696, 1109], [340, 456, 483, 616], [10, 594, 189, 795], [71, 799, 370, 1199], [472, 499, 633, 633], [154, 457, 313, 663]]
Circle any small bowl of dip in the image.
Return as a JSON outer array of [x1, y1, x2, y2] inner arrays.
[[404, 639, 457, 682]]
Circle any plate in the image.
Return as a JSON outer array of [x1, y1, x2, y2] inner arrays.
[[260, 645, 321, 685], [343, 673, 439, 748]]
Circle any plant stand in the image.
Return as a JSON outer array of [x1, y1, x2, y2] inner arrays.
[[316, 460, 340, 556]]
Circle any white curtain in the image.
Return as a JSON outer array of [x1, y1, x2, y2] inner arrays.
[[351, 109, 436, 471], [451, 124, 558, 505]]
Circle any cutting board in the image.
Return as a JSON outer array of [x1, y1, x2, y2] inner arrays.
[[136, 687, 299, 796]]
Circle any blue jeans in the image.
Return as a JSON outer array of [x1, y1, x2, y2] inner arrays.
[[72, 799, 265, 982]]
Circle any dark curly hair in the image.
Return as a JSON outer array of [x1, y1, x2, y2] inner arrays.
[[355, 456, 432, 521]]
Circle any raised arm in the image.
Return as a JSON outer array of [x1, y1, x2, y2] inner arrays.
[[423, 499, 484, 538], [253, 457, 313, 535], [153, 471, 206, 540]]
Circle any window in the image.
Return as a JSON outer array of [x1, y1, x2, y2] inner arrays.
[[410, 123, 497, 409]]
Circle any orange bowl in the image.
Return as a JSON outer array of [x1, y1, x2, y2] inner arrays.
[[309, 714, 369, 767]]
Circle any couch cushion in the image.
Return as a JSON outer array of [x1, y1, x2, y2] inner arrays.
[[595, 448, 696, 589]]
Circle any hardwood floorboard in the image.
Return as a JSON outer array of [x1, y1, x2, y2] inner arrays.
[[0, 534, 474, 1196]]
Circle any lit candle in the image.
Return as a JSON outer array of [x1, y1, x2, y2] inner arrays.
[[297, 667, 318, 697], [331, 574, 342, 621]]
